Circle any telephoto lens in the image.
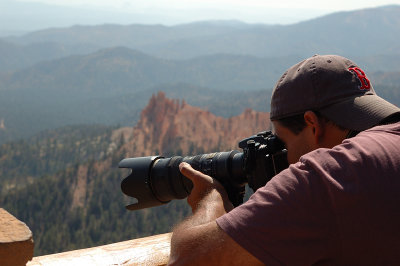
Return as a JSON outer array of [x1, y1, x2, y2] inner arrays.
[[119, 151, 245, 211]]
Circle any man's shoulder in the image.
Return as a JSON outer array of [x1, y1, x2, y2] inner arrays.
[[365, 120, 400, 134]]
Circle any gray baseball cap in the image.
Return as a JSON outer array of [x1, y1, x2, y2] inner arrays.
[[270, 54, 400, 131]]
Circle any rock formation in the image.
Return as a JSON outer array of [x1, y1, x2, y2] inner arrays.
[[121, 91, 270, 157]]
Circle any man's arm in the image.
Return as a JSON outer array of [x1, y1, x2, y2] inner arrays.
[[168, 163, 263, 265]]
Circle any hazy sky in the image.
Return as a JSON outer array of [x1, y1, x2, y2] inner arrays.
[[19, 0, 400, 11], [28, 1, 400, 23], [2, 0, 400, 34]]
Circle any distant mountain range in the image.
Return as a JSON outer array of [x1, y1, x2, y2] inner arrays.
[[0, 5, 399, 144], [1, 47, 400, 93], [0, 47, 295, 92], [1, 5, 400, 72]]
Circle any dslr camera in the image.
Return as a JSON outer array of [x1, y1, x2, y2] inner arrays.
[[119, 131, 288, 211]]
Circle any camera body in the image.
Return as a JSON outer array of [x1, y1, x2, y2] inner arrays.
[[119, 131, 288, 211]]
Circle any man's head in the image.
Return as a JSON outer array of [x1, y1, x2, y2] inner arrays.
[[270, 54, 400, 163]]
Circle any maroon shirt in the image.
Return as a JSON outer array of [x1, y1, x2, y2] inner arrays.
[[217, 122, 400, 265]]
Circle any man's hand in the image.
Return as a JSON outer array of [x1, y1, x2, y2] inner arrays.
[[168, 163, 263, 265], [179, 162, 233, 213]]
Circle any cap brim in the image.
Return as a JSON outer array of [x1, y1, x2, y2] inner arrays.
[[319, 94, 400, 131]]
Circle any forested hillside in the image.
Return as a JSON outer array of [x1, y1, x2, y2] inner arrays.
[[0, 125, 115, 193]]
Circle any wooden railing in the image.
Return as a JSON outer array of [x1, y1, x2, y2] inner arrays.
[[28, 233, 172, 266], [1, 208, 171, 266]]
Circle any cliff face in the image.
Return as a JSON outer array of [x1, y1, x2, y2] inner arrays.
[[122, 91, 270, 157]]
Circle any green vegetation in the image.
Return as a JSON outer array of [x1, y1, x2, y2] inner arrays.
[[0, 124, 191, 255], [0, 125, 114, 192]]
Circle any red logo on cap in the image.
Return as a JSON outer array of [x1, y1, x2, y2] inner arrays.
[[348, 67, 371, 90]]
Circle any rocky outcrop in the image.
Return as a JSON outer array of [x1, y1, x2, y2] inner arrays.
[[122, 91, 270, 157]]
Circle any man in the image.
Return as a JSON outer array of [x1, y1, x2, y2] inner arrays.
[[168, 55, 400, 265]]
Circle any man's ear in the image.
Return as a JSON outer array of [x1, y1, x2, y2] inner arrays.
[[303, 111, 324, 144]]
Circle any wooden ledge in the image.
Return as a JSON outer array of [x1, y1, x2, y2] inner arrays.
[[28, 232, 172, 266]]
